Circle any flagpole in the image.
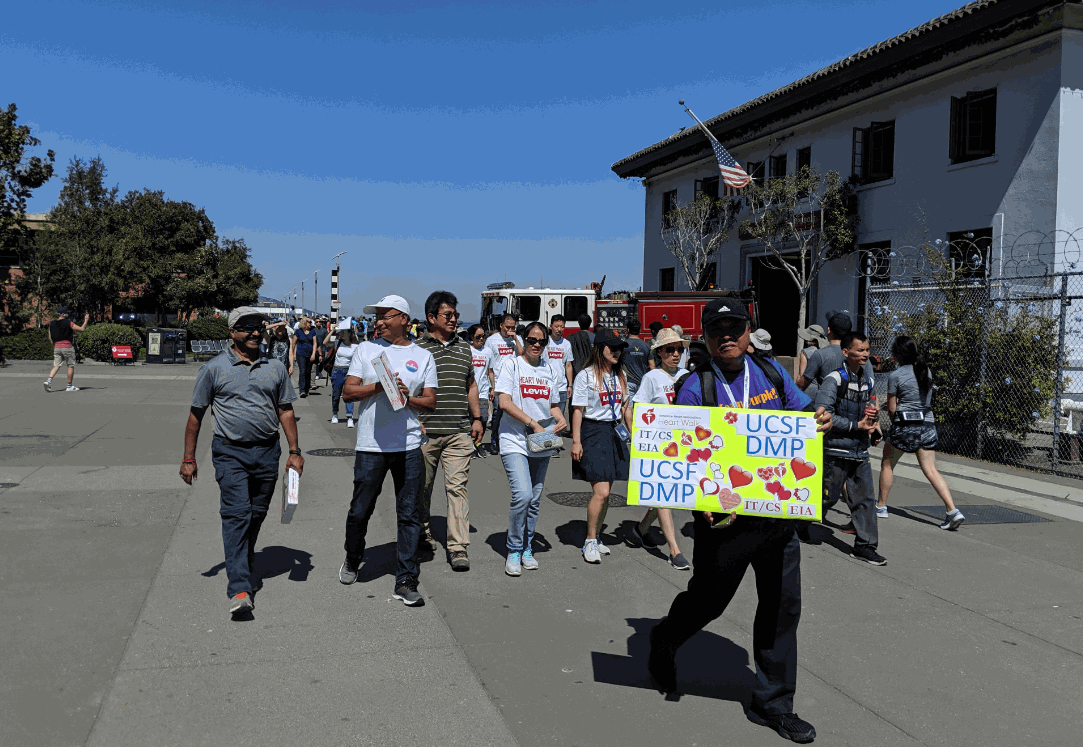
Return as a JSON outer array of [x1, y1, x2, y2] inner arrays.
[[680, 99, 716, 143]]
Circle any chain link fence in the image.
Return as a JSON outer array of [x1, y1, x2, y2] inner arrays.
[[860, 229, 1083, 478]]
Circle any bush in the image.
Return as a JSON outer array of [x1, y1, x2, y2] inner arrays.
[[75, 323, 143, 362], [186, 316, 229, 341], [0, 328, 52, 360]]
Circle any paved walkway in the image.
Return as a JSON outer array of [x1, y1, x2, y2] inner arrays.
[[2, 361, 1082, 746]]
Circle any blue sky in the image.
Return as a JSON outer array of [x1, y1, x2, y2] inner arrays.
[[7, 0, 966, 320]]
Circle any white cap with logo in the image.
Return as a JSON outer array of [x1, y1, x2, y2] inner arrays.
[[363, 295, 410, 316]]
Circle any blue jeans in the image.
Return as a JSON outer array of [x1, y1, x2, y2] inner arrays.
[[211, 435, 281, 598], [500, 451, 551, 553], [345, 449, 424, 586], [331, 367, 354, 418], [296, 353, 313, 395]]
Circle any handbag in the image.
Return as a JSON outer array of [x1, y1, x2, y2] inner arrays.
[[525, 417, 562, 457]]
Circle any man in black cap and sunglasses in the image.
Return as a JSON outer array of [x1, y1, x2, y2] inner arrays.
[[647, 298, 831, 744], [180, 306, 303, 617]]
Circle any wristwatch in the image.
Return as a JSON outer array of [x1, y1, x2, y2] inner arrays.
[[471, 416, 483, 422], [289, 449, 302, 456]]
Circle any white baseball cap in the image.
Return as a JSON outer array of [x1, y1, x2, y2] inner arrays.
[[363, 295, 410, 316]]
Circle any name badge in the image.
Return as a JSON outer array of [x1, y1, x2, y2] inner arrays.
[[614, 422, 631, 441]]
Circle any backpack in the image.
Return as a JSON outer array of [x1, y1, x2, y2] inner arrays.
[[672, 352, 789, 409]]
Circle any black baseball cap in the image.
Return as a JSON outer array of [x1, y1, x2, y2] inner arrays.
[[702, 298, 750, 331], [594, 328, 629, 350]]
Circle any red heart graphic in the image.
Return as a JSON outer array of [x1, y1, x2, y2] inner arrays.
[[724, 411, 738, 424], [698, 448, 713, 461], [777, 485, 792, 500], [699, 477, 720, 495], [793, 487, 811, 502], [728, 465, 753, 489], [774, 462, 787, 478], [790, 457, 817, 481], [662, 442, 679, 458], [686, 450, 700, 463], [756, 466, 775, 482], [680, 433, 693, 447], [718, 488, 741, 510], [765, 481, 782, 495], [695, 425, 712, 442]]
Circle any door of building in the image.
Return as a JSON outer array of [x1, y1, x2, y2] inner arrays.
[[749, 255, 808, 357]]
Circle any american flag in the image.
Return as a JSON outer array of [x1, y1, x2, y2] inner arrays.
[[684, 106, 750, 193]]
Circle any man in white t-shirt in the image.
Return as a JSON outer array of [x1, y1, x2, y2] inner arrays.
[[484, 314, 523, 454], [546, 314, 574, 419], [340, 294, 438, 607], [468, 324, 493, 448]]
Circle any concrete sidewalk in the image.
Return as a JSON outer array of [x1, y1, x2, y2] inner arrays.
[[2, 361, 1082, 746]]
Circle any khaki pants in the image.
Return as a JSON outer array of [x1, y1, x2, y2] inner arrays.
[[420, 433, 474, 553]]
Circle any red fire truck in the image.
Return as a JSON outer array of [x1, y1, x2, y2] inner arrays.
[[480, 279, 756, 340]]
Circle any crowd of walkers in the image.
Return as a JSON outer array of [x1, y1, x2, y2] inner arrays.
[[182, 292, 968, 745]]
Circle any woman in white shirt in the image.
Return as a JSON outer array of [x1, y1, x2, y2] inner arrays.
[[571, 329, 629, 564], [330, 328, 360, 427], [495, 321, 568, 577], [623, 328, 690, 570]]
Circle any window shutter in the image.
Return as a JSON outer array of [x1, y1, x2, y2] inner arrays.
[[852, 127, 866, 182], [982, 90, 997, 156], [949, 96, 962, 162]]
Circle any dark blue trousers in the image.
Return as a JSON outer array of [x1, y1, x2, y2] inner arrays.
[[654, 516, 802, 715], [345, 449, 424, 587], [211, 435, 280, 598]]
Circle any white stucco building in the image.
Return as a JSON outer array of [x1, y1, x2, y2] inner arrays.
[[612, 0, 1082, 355]]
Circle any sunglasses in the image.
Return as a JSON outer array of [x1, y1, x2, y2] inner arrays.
[[659, 345, 682, 355], [524, 337, 547, 346], [472, 334, 485, 340], [707, 323, 747, 339], [233, 323, 263, 333], [435, 311, 460, 321]]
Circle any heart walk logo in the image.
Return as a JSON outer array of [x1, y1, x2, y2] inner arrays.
[[641, 408, 656, 425]]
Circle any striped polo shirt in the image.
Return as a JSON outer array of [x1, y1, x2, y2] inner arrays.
[[418, 335, 473, 436]]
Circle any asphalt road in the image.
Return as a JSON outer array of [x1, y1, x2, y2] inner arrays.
[[2, 360, 1082, 747]]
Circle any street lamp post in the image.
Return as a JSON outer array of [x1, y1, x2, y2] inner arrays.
[[331, 251, 347, 324], [314, 270, 319, 320]]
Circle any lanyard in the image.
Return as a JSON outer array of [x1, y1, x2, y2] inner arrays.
[[711, 358, 750, 408], [600, 372, 621, 421]]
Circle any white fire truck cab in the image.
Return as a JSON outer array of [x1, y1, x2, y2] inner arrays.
[[480, 283, 594, 336]]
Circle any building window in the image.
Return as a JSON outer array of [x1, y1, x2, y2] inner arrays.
[[662, 189, 679, 228], [745, 160, 765, 186], [659, 267, 675, 292], [950, 89, 996, 163], [860, 241, 892, 286], [694, 176, 720, 202], [852, 121, 895, 184], [796, 146, 811, 173], [696, 262, 717, 291], [947, 228, 992, 280], [769, 154, 787, 181]]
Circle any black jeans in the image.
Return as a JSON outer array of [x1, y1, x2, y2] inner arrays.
[[824, 457, 878, 550], [653, 516, 802, 715], [297, 353, 313, 395], [211, 435, 280, 598], [345, 449, 424, 587]]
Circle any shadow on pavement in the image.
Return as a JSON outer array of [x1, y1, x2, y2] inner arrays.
[[591, 618, 754, 703], [484, 531, 554, 557], [357, 541, 398, 582], [257, 545, 314, 582]]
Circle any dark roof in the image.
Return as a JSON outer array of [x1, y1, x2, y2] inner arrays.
[[611, 0, 1073, 177]]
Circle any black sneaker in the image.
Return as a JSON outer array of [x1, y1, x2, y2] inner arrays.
[[628, 522, 658, 548], [840, 522, 856, 534], [393, 581, 425, 606], [647, 625, 677, 695], [850, 546, 887, 566], [747, 707, 817, 744], [339, 558, 359, 584]]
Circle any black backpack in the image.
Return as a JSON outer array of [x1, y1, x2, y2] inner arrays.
[[672, 352, 789, 409]]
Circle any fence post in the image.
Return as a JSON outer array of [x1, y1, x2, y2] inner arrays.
[[1052, 273, 1069, 471], [976, 280, 988, 459]]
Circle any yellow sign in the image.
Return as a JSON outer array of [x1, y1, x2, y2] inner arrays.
[[627, 403, 824, 521]]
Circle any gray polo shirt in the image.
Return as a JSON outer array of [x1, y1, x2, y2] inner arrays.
[[192, 346, 297, 442]]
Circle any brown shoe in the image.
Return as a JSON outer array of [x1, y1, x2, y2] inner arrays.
[[422, 526, 439, 551], [448, 550, 470, 572]]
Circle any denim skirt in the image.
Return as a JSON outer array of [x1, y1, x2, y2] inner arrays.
[[573, 419, 630, 483]]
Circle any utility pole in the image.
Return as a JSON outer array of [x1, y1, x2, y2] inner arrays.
[[314, 270, 319, 319], [301, 281, 305, 317]]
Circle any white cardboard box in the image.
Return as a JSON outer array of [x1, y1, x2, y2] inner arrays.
[[281, 466, 300, 523]]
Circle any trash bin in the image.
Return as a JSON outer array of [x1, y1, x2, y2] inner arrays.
[[146, 328, 185, 364]]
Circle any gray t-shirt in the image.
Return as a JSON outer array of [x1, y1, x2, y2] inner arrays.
[[623, 337, 651, 387], [803, 344, 875, 386], [192, 347, 297, 442], [887, 364, 935, 423]]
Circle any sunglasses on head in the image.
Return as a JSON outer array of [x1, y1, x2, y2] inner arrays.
[[524, 336, 546, 346]]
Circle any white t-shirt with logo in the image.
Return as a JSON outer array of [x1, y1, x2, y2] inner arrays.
[[347, 339, 438, 452], [484, 333, 523, 376], [495, 356, 560, 457], [471, 346, 493, 401], [545, 336, 572, 393], [632, 367, 689, 406], [572, 368, 627, 422]]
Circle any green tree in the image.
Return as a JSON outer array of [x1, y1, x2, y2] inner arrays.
[[659, 193, 740, 291], [168, 237, 262, 313], [740, 167, 858, 355]]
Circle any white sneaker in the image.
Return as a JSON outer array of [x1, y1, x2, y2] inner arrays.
[[596, 540, 611, 556], [66, 385, 78, 392], [521, 549, 539, 570], [43, 380, 52, 392], [347, 418, 355, 428], [505, 552, 522, 576], [331, 415, 339, 424], [940, 510, 966, 530], [875, 505, 888, 519], [582, 539, 601, 564]]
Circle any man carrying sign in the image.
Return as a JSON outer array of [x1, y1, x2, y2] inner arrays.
[[647, 299, 831, 745]]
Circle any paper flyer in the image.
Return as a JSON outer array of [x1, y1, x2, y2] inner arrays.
[[281, 466, 300, 524], [373, 351, 407, 410], [627, 403, 824, 521]]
